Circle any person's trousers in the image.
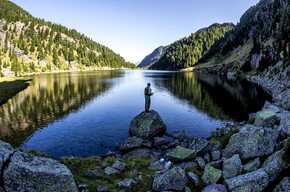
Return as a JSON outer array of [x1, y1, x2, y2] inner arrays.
[[145, 97, 151, 112]]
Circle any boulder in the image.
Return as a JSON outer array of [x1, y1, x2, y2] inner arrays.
[[84, 170, 103, 177], [149, 159, 166, 170], [96, 185, 108, 192], [201, 165, 222, 185], [3, 151, 78, 192], [129, 110, 166, 139], [179, 161, 198, 170], [112, 160, 126, 172], [273, 177, 290, 192], [207, 160, 223, 169], [262, 150, 289, 182], [254, 109, 277, 127], [165, 146, 196, 163], [279, 116, 290, 138], [202, 184, 228, 192], [203, 153, 210, 163], [211, 150, 221, 161], [117, 179, 136, 189], [225, 169, 268, 192], [187, 172, 199, 187], [152, 167, 188, 191], [196, 157, 205, 169], [262, 101, 280, 113], [0, 140, 14, 171], [119, 136, 143, 152], [122, 148, 151, 158], [222, 126, 279, 160], [243, 157, 260, 173], [222, 154, 242, 179], [104, 167, 119, 175], [174, 129, 187, 142], [153, 137, 170, 147], [190, 138, 211, 156]]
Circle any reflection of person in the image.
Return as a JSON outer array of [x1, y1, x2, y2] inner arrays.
[[144, 82, 153, 112]]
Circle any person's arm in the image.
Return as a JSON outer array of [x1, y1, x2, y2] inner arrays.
[[149, 88, 153, 96]]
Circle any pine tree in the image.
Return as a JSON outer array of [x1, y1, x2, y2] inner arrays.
[[3, 22, 8, 30], [68, 48, 74, 62], [30, 40, 35, 53], [24, 46, 28, 55]]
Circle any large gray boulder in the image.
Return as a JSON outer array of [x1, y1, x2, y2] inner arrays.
[[122, 148, 151, 158], [165, 146, 196, 163], [201, 165, 222, 185], [0, 140, 14, 170], [262, 150, 289, 182], [222, 125, 279, 160], [129, 110, 166, 139], [4, 151, 78, 192], [152, 166, 188, 191], [222, 154, 242, 179], [254, 109, 277, 127], [119, 136, 143, 152], [273, 177, 290, 192], [225, 169, 268, 192]]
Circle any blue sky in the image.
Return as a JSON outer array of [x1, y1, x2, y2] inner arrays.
[[11, 0, 260, 63]]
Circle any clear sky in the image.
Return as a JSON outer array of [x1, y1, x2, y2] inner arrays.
[[11, 0, 260, 63]]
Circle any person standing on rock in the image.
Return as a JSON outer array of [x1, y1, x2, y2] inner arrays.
[[144, 82, 153, 112]]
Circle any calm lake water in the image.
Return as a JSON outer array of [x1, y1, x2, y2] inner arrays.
[[0, 70, 271, 158]]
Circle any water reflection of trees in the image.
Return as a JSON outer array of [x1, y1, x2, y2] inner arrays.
[[0, 71, 121, 147], [152, 72, 270, 121]]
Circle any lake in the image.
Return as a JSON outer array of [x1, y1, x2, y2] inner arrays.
[[0, 70, 271, 158]]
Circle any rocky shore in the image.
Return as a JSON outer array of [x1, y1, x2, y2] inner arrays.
[[0, 103, 289, 191]]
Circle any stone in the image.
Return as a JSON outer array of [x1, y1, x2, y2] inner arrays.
[[168, 139, 180, 149], [273, 177, 290, 192], [225, 169, 268, 192], [222, 126, 279, 160], [96, 185, 108, 192], [254, 109, 277, 127], [203, 153, 210, 163], [243, 157, 260, 173], [207, 160, 223, 169], [279, 116, 290, 138], [129, 110, 166, 139], [187, 172, 199, 187], [202, 184, 228, 192], [119, 136, 143, 152], [152, 167, 188, 191], [185, 186, 191, 192], [3, 151, 78, 192], [122, 148, 150, 158], [104, 166, 119, 175], [165, 161, 172, 169], [179, 161, 198, 170], [190, 138, 211, 156], [78, 183, 87, 192], [263, 101, 280, 113], [165, 146, 196, 163], [149, 160, 165, 170], [117, 179, 136, 189], [262, 150, 289, 182], [142, 140, 153, 148], [174, 129, 187, 142], [211, 150, 221, 161], [84, 170, 103, 177], [222, 154, 242, 179], [201, 165, 222, 185], [196, 157, 205, 169], [153, 137, 170, 147], [112, 160, 126, 171], [0, 140, 14, 171]]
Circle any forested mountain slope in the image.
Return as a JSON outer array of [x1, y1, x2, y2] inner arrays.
[[0, 0, 135, 77], [149, 23, 235, 70], [137, 45, 169, 68]]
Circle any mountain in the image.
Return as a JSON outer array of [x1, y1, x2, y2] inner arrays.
[[0, 0, 135, 77], [149, 23, 235, 70], [137, 45, 169, 68]]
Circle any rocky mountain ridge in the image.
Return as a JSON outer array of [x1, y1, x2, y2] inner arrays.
[[137, 45, 169, 68]]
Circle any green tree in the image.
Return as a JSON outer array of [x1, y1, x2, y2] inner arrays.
[[3, 22, 8, 30], [30, 40, 35, 53]]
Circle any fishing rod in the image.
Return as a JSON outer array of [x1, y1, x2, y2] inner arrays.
[[152, 88, 165, 94]]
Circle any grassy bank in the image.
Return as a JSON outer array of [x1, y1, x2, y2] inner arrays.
[[0, 77, 31, 105]]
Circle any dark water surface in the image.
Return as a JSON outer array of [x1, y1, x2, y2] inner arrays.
[[0, 70, 271, 158]]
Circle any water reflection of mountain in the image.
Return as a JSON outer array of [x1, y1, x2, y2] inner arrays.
[[151, 72, 271, 121], [0, 71, 121, 147]]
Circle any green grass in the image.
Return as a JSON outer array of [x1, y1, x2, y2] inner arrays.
[[185, 165, 206, 192], [60, 155, 156, 192], [25, 149, 54, 159], [0, 78, 31, 105]]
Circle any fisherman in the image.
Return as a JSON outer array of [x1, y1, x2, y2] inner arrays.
[[144, 82, 153, 112]]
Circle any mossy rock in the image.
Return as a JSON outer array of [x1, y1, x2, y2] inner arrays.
[[165, 146, 196, 163], [129, 110, 166, 139], [201, 165, 222, 185], [254, 109, 277, 128]]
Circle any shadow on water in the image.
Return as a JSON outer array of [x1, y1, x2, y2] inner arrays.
[[147, 72, 272, 121], [0, 71, 122, 148]]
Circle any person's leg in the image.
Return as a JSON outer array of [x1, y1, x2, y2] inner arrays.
[[145, 98, 149, 112]]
